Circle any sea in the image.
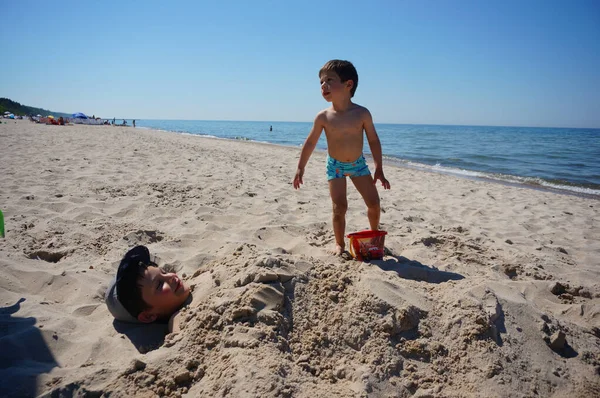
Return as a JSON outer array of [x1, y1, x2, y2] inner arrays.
[[135, 120, 600, 199]]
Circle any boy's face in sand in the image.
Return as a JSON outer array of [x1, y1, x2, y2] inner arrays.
[[137, 266, 190, 322], [320, 71, 353, 102]]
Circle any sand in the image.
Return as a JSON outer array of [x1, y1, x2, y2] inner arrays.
[[0, 120, 599, 398]]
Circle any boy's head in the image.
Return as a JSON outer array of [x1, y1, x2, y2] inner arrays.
[[105, 245, 191, 323], [319, 59, 358, 98]]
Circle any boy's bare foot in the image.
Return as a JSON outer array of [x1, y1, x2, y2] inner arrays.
[[330, 244, 345, 256], [330, 245, 353, 261]]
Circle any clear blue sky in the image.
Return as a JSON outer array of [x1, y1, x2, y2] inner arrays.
[[1, 0, 599, 128]]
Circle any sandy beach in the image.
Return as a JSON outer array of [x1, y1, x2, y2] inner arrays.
[[1, 120, 599, 397]]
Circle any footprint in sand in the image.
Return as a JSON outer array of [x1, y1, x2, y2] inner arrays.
[[249, 283, 285, 312], [72, 304, 100, 317], [27, 250, 69, 263], [122, 230, 164, 245]]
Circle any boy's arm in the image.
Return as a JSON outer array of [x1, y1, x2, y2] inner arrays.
[[293, 112, 325, 189], [363, 109, 391, 190]]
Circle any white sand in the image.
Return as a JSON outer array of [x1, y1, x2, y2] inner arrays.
[[0, 120, 599, 397]]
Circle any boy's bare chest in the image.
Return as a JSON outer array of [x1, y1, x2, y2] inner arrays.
[[324, 114, 363, 136]]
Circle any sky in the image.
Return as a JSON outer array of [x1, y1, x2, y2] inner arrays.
[[1, 0, 599, 128]]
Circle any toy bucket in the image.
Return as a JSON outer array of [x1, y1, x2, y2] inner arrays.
[[347, 230, 387, 261]]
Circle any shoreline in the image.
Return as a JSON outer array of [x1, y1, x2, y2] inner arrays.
[[386, 157, 600, 200], [138, 123, 600, 200]]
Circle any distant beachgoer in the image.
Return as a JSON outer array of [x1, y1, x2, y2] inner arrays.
[[133, 119, 136, 128], [113, 117, 116, 125], [270, 125, 273, 131], [293, 60, 390, 257]]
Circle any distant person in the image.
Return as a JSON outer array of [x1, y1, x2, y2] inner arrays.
[[105, 245, 191, 332], [270, 125, 272, 131], [113, 117, 116, 125], [293, 60, 390, 257], [133, 119, 136, 128]]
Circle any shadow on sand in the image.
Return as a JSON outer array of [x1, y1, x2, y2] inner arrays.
[[113, 320, 169, 354], [368, 255, 465, 283], [0, 298, 59, 398]]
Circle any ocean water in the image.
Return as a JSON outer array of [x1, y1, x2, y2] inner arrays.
[[136, 120, 600, 198]]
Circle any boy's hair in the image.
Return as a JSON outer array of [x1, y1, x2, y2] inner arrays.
[[319, 59, 359, 97], [116, 245, 156, 318]]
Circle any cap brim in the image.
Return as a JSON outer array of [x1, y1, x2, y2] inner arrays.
[[105, 275, 140, 323]]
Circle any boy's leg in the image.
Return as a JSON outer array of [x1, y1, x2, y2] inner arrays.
[[351, 175, 381, 230], [328, 177, 348, 255]]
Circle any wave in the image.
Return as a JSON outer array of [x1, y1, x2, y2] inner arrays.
[[384, 156, 600, 198]]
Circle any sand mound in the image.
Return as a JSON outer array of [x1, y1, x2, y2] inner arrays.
[[43, 245, 600, 397]]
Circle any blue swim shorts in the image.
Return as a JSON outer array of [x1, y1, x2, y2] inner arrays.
[[326, 154, 371, 181]]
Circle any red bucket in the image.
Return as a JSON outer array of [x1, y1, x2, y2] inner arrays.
[[347, 230, 387, 261]]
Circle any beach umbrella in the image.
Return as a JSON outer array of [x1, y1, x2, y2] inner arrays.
[[3, 111, 10, 114], [36, 114, 42, 117], [72, 112, 88, 119], [48, 115, 54, 119]]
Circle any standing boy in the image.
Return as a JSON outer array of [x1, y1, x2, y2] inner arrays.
[[293, 60, 391, 256]]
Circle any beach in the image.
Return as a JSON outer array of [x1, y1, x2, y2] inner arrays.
[[1, 120, 599, 397]]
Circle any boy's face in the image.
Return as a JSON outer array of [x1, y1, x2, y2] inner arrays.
[[138, 266, 191, 322], [320, 71, 352, 102]]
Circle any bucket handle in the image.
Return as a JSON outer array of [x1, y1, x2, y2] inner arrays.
[[348, 237, 356, 259]]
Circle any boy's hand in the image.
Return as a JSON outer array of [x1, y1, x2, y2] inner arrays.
[[373, 168, 390, 190], [293, 168, 304, 189]]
